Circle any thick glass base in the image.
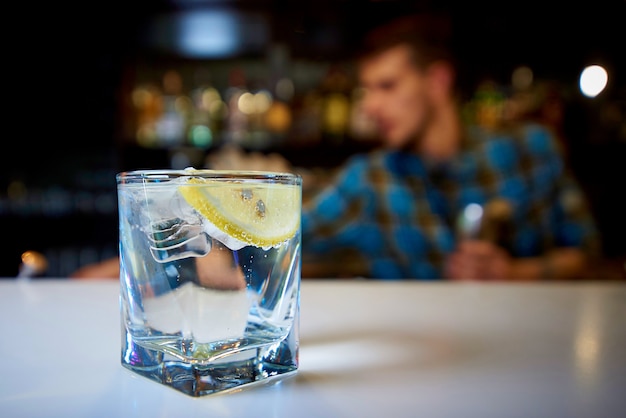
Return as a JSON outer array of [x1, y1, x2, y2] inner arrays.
[[121, 329, 298, 397]]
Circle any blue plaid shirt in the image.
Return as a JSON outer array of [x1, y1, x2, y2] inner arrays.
[[301, 122, 599, 279]]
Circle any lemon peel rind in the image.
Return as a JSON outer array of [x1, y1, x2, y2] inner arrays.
[[178, 177, 300, 251]]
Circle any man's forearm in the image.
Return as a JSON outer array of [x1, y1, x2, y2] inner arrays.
[[511, 248, 591, 280]]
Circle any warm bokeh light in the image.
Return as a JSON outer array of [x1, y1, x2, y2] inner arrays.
[[511, 66, 534, 91], [237, 92, 255, 115], [201, 87, 221, 110], [237, 90, 273, 115], [322, 93, 351, 135], [579, 65, 608, 98], [265, 101, 292, 133], [163, 70, 183, 94], [253, 90, 272, 114], [174, 95, 193, 115], [209, 100, 228, 120]]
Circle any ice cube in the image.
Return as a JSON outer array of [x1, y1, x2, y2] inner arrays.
[[148, 217, 212, 263], [143, 282, 250, 343]]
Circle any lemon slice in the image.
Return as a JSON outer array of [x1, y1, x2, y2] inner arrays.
[[178, 177, 300, 250]]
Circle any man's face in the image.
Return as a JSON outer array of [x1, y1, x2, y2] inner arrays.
[[358, 45, 433, 150]]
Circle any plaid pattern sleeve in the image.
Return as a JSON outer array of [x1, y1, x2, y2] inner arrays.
[[452, 123, 600, 257], [508, 124, 601, 256], [301, 154, 384, 256], [301, 151, 456, 279]]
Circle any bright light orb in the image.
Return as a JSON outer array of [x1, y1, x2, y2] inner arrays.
[[464, 203, 483, 223], [579, 65, 608, 98]]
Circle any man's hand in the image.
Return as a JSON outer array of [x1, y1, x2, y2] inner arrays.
[[445, 240, 591, 281], [445, 240, 512, 281]]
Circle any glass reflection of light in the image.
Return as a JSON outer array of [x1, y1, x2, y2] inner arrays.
[[301, 338, 417, 375], [574, 292, 602, 388]]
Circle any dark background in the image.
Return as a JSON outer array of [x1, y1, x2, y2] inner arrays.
[[4, 0, 625, 277]]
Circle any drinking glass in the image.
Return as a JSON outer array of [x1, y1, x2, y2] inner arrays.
[[117, 169, 302, 396]]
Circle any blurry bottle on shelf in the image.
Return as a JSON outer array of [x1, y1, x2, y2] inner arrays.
[[131, 83, 163, 147], [263, 44, 294, 145], [188, 78, 226, 149], [263, 76, 294, 143], [322, 92, 350, 141], [319, 65, 353, 144], [223, 67, 251, 147], [124, 56, 387, 154], [155, 69, 190, 147], [289, 89, 324, 146], [264, 96, 292, 137], [504, 65, 536, 123], [239, 88, 274, 149], [468, 80, 506, 129]]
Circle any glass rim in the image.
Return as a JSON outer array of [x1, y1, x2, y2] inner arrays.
[[116, 168, 302, 184]]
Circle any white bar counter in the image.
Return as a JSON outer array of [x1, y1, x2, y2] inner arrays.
[[1, 279, 625, 417]]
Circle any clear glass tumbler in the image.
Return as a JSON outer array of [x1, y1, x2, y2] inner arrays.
[[117, 169, 302, 396]]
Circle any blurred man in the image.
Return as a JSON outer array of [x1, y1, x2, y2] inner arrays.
[[72, 13, 600, 281], [300, 13, 599, 280]]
